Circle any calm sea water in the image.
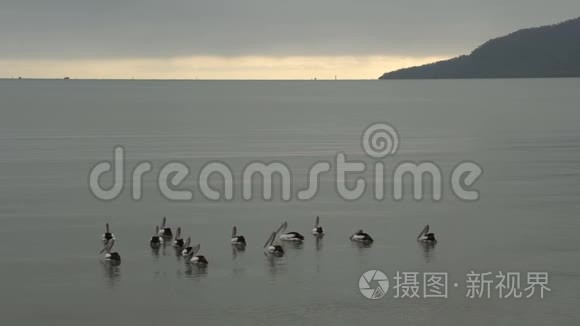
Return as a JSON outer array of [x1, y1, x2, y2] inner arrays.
[[0, 79, 579, 325]]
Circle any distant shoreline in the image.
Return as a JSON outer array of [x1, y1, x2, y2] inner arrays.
[[2, 77, 580, 81], [380, 17, 580, 80]]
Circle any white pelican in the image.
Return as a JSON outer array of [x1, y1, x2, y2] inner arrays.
[[102, 223, 115, 245], [158, 216, 173, 237], [417, 225, 437, 242], [189, 243, 208, 265], [264, 231, 284, 256], [231, 226, 247, 247], [350, 229, 374, 243], [182, 237, 193, 256], [277, 221, 304, 241], [312, 216, 324, 235], [150, 226, 163, 247], [100, 239, 121, 261], [173, 227, 184, 247]]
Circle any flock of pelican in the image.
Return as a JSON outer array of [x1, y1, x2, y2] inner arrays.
[[100, 216, 437, 264]]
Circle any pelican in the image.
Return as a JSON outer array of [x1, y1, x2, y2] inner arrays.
[[231, 226, 246, 247], [264, 231, 284, 256], [181, 237, 193, 256], [278, 221, 304, 241], [150, 226, 163, 247], [102, 223, 115, 244], [158, 216, 173, 237], [417, 225, 437, 242], [100, 239, 121, 261], [173, 227, 184, 247], [189, 243, 208, 265], [350, 229, 374, 243], [312, 216, 324, 235]]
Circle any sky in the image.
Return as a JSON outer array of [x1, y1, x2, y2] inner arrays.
[[2, 0, 579, 79]]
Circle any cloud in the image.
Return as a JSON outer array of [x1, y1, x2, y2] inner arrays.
[[2, 0, 579, 59], [2, 1, 578, 78]]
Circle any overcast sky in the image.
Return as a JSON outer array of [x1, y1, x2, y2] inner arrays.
[[1, 1, 579, 78]]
